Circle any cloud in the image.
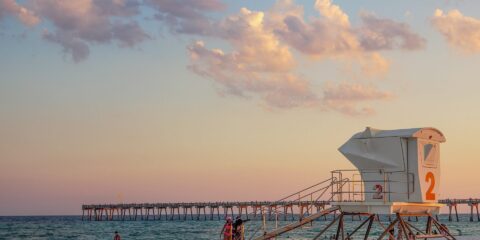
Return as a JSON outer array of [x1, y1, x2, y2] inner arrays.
[[322, 82, 393, 116], [146, 0, 225, 35], [188, 41, 392, 113], [42, 29, 90, 62], [215, 8, 295, 72], [1, 0, 417, 116], [7, 0, 150, 62], [359, 12, 426, 51], [432, 9, 480, 53], [0, 0, 39, 26], [273, 0, 359, 57], [186, 8, 318, 109], [186, 1, 419, 115], [269, 0, 422, 77]]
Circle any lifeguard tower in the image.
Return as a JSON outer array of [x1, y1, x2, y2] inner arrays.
[[328, 127, 455, 239], [252, 127, 455, 240], [334, 127, 444, 212]]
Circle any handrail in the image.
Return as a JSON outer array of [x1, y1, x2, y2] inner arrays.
[[331, 169, 415, 202], [246, 177, 337, 240]]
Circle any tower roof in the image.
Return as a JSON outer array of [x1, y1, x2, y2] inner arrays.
[[352, 127, 446, 142]]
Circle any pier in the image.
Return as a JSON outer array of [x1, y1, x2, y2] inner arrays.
[[81, 201, 330, 221], [440, 198, 480, 222], [82, 199, 480, 222]]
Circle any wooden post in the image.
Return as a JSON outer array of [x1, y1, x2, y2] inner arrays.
[[476, 203, 480, 221], [448, 204, 452, 221], [299, 204, 304, 221], [455, 203, 459, 222], [470, 203, 474, 222]]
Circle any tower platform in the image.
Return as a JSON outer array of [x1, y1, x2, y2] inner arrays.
[[332, 201, 443, 215]]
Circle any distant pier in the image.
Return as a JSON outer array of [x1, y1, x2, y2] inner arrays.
[[440, 198, 480, 222], [81, 201, 330, 221], [82, 199, 480, 222]]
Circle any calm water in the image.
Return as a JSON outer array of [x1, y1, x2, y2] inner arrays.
[[1, 215, 479, 239]]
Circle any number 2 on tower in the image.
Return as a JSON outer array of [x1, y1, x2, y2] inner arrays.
[[425, 172, 436, 200]]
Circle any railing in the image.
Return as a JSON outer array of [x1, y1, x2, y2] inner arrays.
[[331, 169, 415, 203], [246, 177, 338, 240]]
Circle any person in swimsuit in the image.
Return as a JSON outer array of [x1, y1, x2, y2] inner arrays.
[[220, 217, 233, 240]]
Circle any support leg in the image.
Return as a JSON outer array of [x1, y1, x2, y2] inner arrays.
[[364, 215, 374, 240], [476, 204, 480, 221], [335, 214, 344, 240], [426, 215, 432, 234], [448, 205, 452, 222], [470, 204, 474, 222], [313, 214, 340, 240], [376, 218, 399, 240], [455, 204, 459, 222]]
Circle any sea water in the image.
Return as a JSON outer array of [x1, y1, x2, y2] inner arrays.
[[0, 215, 479, 239]]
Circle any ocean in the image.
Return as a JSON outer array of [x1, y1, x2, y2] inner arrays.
[[1, 215, 479, 239]]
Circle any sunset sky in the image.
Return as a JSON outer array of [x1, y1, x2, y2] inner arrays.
[[1, 0, 480, 216]]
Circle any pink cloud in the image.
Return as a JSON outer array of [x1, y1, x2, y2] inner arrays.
[[322, 82, 393, 116], [432, 9, 480, 53], [270, 0, 424, 76], [1, 0, 417, 116], [273, 0, 359, 57], [359, 12, 426, 51], [146, 0, 225, 35], [5, 0, 150, 62], [186, 1, 413, 115], [0, 0, 39, 26], [188, 37, 317, 108]]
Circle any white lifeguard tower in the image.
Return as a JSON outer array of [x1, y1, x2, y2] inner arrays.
[[327, 127, 455, 239], [252, 127, 456, 240], [333, 127, 445, 215]]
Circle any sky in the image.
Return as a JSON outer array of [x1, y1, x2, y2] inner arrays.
[[1, 0, 480, 216]]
